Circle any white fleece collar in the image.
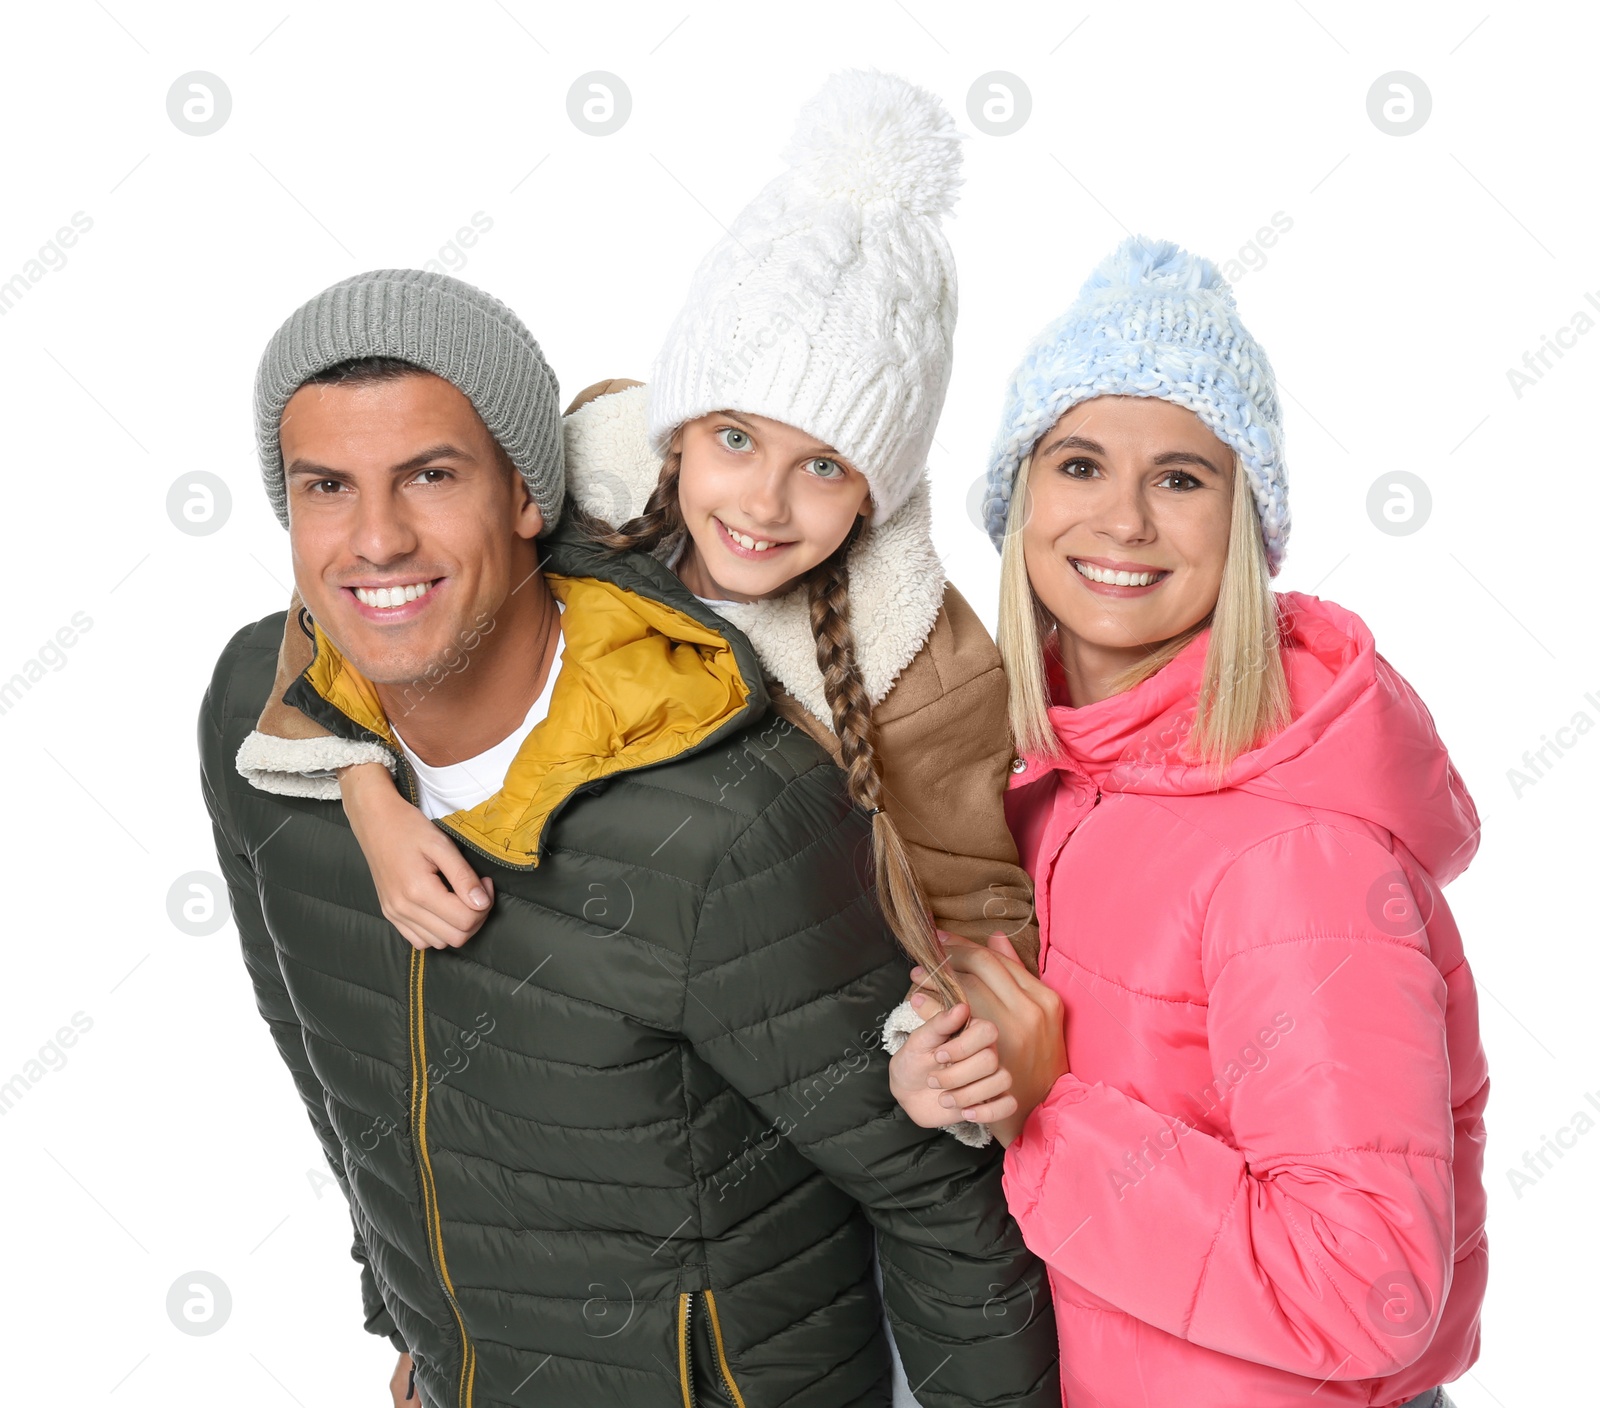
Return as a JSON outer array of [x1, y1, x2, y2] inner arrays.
[[563, 383, 946, 722]]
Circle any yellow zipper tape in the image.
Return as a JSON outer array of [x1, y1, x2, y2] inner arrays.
[[411, 950, 476, 1408], [703, 1291, 748, 1408]]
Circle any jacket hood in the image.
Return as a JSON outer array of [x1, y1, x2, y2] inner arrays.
[[1032, 591, 1480, 884], [564, 382, 946, 722]]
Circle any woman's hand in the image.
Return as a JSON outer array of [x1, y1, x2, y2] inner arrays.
[[888, 1002, 1015, 1128], [339, 762, 495, 950], [937, 933, 1069, 1146]]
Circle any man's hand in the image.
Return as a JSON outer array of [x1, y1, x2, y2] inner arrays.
[[340, 761, 495, 949], [936, 933, 1069, 1146], [389, 1351, 416, 1405]]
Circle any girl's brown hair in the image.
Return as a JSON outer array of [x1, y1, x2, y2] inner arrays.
[[566, 449, 961, 1009]]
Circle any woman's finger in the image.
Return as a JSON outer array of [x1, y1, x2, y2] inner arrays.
[[959, 1092, 1019, 1125], [939, 941, 1033, 1009], [986, 931, 1025, 965]]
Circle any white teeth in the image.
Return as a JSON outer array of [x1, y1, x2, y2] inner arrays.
[[726, 524, 778, 552], [1073, 560, 1163, 587], [355, 580, 434, 609]]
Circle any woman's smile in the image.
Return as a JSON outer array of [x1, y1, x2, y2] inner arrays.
[[1069, 555, 1172, 596]]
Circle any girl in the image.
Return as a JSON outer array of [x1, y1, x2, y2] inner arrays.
[[236, 71, 1035, 1050], [891, 237, 1488, 1408]]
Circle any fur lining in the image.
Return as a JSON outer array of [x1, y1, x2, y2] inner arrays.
[[564, 383, 948, 723], [880, 1000, 994, 1149], [235, 730, 394, 800]]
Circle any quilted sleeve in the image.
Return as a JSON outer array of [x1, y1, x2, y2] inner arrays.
[[681, 764, 1058, 1408], [200, 626, 407, 1353], [1003, 824, 1462, 1381]]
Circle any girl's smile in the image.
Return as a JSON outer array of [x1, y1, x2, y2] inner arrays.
[[672, 411, 870, 603], [713, 516, 799, 559]]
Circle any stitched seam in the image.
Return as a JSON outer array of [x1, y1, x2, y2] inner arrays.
[[692, 888, 879, 979], [683, 768, 862, 1029], [1182, 1185, 1239, 1336], [1050, 952, 1207, 1009], [1252, 1145, 1451, 1162], [1209, 929, 1438, 988], [535, 839, 710, 888]]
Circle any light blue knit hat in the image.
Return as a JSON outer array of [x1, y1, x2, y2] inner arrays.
[[981, 235, 1289, 575]]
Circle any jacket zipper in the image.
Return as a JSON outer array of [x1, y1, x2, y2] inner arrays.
[[676, 1291, 746, 1408], [701, 1290, 747, 1408], [410, 946, 476, 1408], [676, 1292, 696, 1408]]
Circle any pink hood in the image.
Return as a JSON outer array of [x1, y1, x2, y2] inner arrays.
[[1003, 592, 1489, 1408], [1040, 592, 1480, 885]]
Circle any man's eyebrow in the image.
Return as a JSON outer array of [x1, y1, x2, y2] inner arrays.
[[285, 443, 478, 478]]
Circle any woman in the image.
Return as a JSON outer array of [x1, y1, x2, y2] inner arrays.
[[891, 236, 1487, 1408]]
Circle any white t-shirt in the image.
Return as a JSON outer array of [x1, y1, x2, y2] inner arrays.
[[391, 649, 560, 820]]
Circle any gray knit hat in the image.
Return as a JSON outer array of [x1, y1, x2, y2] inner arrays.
[[254, 268, 563, 529]]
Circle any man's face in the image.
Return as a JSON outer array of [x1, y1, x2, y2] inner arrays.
[[282, 371, 543, 687]]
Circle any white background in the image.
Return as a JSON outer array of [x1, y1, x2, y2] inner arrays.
[[1, 1, 1593, 1402]]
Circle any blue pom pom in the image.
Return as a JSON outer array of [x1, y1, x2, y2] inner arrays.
[[1076, 235, 1233, 304]]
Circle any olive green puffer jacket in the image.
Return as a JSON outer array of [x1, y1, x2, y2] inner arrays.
[[198, 526, 1057, 1408]]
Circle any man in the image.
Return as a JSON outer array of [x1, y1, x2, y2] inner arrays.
[[199, 269, 1056, 1407]]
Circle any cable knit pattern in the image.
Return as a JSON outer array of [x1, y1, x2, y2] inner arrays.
[[648, 69, 962, 525], [254, 268, 564, 530], [982, 236, 1290, 574]]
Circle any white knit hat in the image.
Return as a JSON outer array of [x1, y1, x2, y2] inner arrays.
[[648, 69, 962, 525]]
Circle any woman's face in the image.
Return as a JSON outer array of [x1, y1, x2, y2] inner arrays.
[[672, 411, 871, 603], [1021, 395, 1235, 664]]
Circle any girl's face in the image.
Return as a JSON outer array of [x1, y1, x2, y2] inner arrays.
[[671, 411, 871, 603], [1022, 395, 1235, 674]]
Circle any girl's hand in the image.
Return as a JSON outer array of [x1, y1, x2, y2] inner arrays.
[[338, 762, 495, 950], [938, 935, 1068, 1146], [888, 1001, 1015, 1129]]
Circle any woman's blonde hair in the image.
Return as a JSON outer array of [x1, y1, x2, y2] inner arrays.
[[997, 447, 1290, 774], [566, 452, 963, 1009]]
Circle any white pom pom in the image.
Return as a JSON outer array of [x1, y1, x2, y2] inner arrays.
[[782, 69, 962, 218]]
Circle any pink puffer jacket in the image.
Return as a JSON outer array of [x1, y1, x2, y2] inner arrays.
[[1002, 592, 1488, 1408]]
